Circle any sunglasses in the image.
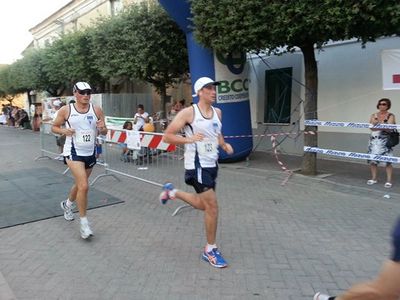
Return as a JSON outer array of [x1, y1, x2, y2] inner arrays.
[[379, 103, 388, 106], [77, 89, 92, 96], [203, 84, 216, 90]]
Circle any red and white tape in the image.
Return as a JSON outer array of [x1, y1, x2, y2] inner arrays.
[[223, 131, 315, 139], [271, 135, 293, 186], [107, 129, 176, 152]]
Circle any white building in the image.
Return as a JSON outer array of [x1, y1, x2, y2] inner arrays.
[[248, 36, 400, 159]]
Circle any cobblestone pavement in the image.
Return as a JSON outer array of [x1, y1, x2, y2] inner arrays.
[[0, 126, 399, 300]]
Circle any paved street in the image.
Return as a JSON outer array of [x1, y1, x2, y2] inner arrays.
[[0, 126, 399, 300]]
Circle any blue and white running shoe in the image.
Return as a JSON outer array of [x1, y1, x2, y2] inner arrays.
[[159, 182, 175, 205], [202, 248, 228, 268]]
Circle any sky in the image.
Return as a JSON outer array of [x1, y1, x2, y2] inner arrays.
[[0, 0, 71, 65]]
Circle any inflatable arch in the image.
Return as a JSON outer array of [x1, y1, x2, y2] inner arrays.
[[159, 0, 253, 161]]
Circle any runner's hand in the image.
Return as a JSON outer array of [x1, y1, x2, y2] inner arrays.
[[64, 128, 75, 136], [96, 119, 105, 129], [189, 133, 204, 143], [222, 143, 234, 154]]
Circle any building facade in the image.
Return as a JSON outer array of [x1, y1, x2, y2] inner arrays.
[[248, 36, 400, 159]]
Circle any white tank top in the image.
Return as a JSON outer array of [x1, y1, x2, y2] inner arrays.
[[63, 103, 98, 156], [183, 104, 222, 169]]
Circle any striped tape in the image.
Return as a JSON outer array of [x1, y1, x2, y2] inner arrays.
[[271, 135, 293, 186], [107, 129, 176, 152], [224, 131, 316, 139], [304, 146, 399, 163], [305, 119, 399, 130]]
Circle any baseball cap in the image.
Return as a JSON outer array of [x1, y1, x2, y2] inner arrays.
[[73, 82, 92, 92], [192, 77, 220, 97], [53, 100, 62, 107]]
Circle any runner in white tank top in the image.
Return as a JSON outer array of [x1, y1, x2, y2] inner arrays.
[[183, 104, 222, 169], [160, 77, 234, 268], [63, 103, 98, 157], [52, 82, 108, 240]]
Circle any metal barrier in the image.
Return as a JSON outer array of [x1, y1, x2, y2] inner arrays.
[[91, 129, 191, 215], [35, 122, 69, 175]]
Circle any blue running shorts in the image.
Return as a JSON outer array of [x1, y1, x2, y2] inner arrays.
[[66, 152, 96, 169], [185, 166, 218, 194]]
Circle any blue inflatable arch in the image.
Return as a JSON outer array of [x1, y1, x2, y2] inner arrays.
[[159, 0, 253, 161]]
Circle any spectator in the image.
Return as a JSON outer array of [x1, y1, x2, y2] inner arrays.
[[52, 100, 66, 160], [0, 113, 6, 125], [167, 100, 183, 123], [120, 121, 133, 162], [367, 98, 396, 188], [12, 107, 19, 127], [133, 104, 149, 131], [8, 106, 16, 127], [16, 109, 30, 129]]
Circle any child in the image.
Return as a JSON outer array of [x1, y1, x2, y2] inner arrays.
[[120, 121, 133, 162]]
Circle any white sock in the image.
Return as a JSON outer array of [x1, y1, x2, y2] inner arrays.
[[206, 244, 217, 252], [66, 199, 74, 207], [80, 216, 88, 225]]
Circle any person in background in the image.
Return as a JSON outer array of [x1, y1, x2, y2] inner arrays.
[[366, 98, 396, 188], [167, 100, 183, 127], [13, 108, 20, 127], [9, 106, 17, 127], [120, 120, 133, 162], [133, 104, 149, 131], [52, 82, 107, 240], [16, 109, 30, 129], [52, 100, 66, 160], [95, 136, 104, 164]]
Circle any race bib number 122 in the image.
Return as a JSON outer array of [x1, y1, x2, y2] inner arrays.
[[75, 130, 95, 145], [197, 139, 218, 155]]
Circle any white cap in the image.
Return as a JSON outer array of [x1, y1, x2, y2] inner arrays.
[[192, 77, 220, 97], [53, 100, 62, 107], [73, 82, 92, 92]]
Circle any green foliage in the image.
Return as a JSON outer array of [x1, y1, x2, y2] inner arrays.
[[191, 0, 400, 53], [0, 65, 12, 97], [191, 0, 400, 175], [90, 2, 188, 92]]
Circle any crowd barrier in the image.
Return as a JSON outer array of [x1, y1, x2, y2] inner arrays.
[[91, 129, 191, 216], [304, 119, 400, 163], [35, 122, 69, 175]]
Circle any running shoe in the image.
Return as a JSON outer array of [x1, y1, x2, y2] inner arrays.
[[60, 200, 75, 221], [313, 292, 331, 300], [202, 248, 228, 268], [159, 182, 175, 205], [80, 222, 93, 239]]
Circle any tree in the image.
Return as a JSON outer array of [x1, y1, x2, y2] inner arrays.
[[90, 2, 188, 115], [191, 0, 400, 175], [41, 31, 102, 96], [1, 1, 188, 108]]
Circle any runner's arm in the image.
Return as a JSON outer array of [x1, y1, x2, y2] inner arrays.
[[52, 106, 75, 136], [94, 106, 108, 135], [163, 107, 203, 145]]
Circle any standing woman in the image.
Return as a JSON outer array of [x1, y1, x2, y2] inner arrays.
[[367, 98, 396, 188]]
